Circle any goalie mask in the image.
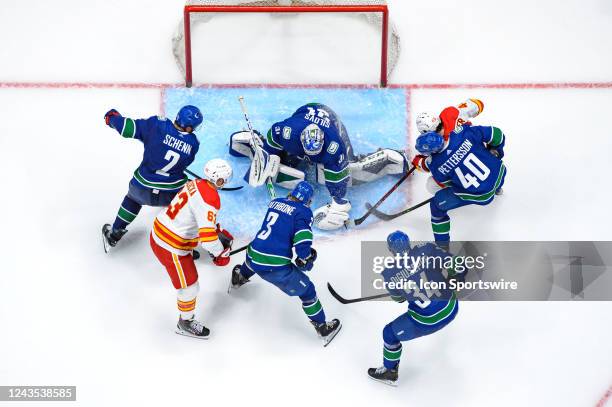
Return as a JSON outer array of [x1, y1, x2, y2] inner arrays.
[[204, 158, 233, 188], [300, 124, 325, 156]]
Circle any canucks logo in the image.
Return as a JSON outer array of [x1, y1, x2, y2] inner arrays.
[[327, 141, 339, 154], [282, 126, 292, 140]]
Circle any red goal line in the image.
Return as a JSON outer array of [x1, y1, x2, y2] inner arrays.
[[1, 81, 612, 90]]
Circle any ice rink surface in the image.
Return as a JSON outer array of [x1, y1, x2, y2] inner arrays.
[[1, 0, 611, 406]]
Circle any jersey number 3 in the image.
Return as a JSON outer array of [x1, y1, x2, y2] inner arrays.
[[257, 212, 279, 240]]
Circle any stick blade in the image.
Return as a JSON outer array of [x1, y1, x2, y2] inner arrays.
[[364, 203, 397, 221]]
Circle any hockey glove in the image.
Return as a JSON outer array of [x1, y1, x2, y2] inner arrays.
[[104, 109, 121, 127], [391, 295, 406, 304], [295, 248, 317, 272], [412, 155, 429, 172], [216, 224, 234, 250]]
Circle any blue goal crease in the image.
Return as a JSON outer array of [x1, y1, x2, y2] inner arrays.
[[164, 87, 410, 240]]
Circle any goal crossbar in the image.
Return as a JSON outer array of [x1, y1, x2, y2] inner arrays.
[[183, 5, 390, 87]]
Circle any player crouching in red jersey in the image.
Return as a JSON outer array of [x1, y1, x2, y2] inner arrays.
[[150, 158, 234, 339]]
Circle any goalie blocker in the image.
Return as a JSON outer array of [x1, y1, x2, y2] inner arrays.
[[230, 130, 408, 185]]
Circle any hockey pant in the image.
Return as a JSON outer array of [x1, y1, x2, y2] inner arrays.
[[150, 234, 200, 319], [112, 180, 180, 231]]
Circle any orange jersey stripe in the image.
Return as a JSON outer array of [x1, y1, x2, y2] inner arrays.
[[199, 235, 219, 243], [155, 219, 199, 244], [154, 223, 198, 251]]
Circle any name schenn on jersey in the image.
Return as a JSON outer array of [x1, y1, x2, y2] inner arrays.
[[437, 139, 473, 175], [163, 134, 193, 155]]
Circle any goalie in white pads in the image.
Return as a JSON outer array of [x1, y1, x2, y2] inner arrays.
[[229, 103, 409, 230]]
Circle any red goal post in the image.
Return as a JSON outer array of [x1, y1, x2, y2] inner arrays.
[[174, 0, 400, 87]]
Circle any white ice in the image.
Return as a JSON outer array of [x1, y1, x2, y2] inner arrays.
[[0, 0, 611, 406]]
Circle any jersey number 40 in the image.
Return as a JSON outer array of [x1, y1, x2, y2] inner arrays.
[[455, 153, 490, 189]]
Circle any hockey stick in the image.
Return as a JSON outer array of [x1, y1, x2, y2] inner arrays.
[[229, 244, 249, 256], [184, 168, 244, 191], [238, 96, 277, 199], [349, 166, 416, 227], [327, 282, 391, 304], [365, 197, 433, 221]]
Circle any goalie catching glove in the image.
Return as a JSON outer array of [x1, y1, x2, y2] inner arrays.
[[313, 200, 351, 231], [211, 225, 234, 267]]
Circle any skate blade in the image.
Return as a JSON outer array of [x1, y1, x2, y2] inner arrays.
[[368, 375, 398, 387], [101, 226, 111, 254], [174, 329, 210, 340], [322, 322, 342, 347]]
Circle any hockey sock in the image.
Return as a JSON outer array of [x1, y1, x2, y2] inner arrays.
[[300, 283, 326, 324], [239, 262, 256, 280], [430, 200, 450, 242], [177, 282, 199, 320], [382, 324, 402, 369], [112, 195, 142, 231]]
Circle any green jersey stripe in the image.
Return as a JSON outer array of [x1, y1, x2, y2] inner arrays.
[[121, 118, 136, 138], [118, 207, 137, 222], [432, 221, 451, 234], [456, 164, 505, 202], [302, 299, 323, 316], [266, 129, 283, 151], [293, 229, 313, 245], [133, 170, 187, 190], [383, 347, 402, 361], [247, 246, 292, 267], [490, 127, 504, 147], [324, 167, 349, 183], [408, 293, 457, 325]]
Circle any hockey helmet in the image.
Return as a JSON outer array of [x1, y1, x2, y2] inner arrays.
[[204, 158, 233, 188], [387, 230, 410, 254], [416, 112, 442, 134], [416, 131, 445, 155], [175, 105, 204, 132], [290, 181, 314, 206]]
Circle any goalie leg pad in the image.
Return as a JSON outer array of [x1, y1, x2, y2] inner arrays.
[[273, 164, 305, 189], [246, 150, 280, 187], [349, 149, 410, 185]]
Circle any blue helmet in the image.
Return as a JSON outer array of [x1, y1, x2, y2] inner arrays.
[[290, 181, 314, 205], [415, 131, 444, 155], [300, 124, 325, 155], [387, 230, 410, 254], [175, 105, 203, 132]]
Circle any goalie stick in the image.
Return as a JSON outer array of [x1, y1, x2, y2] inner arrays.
[[365, 197, 433, 221], [327, 282, 390, 304], [184, 169, 244, 191], [238, 96, 277, 199]]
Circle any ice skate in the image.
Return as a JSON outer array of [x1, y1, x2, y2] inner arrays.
[[175, 316, 210, 339], [311, 319, 342, 347], [367, 366, 399, 386]]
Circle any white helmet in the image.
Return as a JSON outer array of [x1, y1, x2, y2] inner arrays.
[[204, 158, 233, 188], [416, 112, 441, 134]]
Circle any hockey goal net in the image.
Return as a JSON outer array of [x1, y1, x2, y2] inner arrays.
[[172, 0, 400, 87]]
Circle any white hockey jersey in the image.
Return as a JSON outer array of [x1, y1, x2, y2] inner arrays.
[[152, 179, 224, 257]]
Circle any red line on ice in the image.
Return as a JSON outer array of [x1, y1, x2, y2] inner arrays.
[[2, 81, 612, 90], [596, 384, 612, 407]]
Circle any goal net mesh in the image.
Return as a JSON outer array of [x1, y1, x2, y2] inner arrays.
[[172, 0, 401, 84]]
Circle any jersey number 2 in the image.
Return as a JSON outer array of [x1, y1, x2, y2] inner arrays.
[[455, 153, 490, 189], [156, 150, 181, 177], [257, 212, 279, 240]]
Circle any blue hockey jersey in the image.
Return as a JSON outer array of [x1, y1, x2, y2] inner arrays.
[[263, 104, 350, 201], [108, 114, 200, 191], [246, 197, 314, 272], [382, 243, 458, 327], [426, 125, 506, 203]]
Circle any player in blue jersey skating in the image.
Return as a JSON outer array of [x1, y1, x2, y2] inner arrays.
[[412, 123, 506, 242], [368, 231, 459, 386], [228, 181, 342, 346], [101, 105, 203, 252], [229, 103, 410, 230]]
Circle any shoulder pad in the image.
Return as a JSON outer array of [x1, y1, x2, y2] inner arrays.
[[195, 180, 220, 210]]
